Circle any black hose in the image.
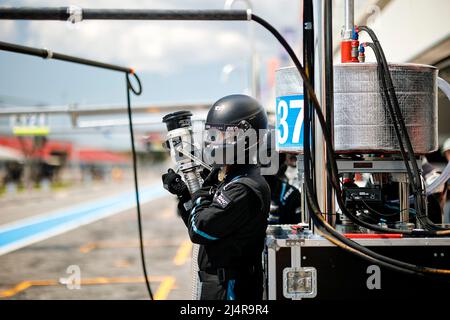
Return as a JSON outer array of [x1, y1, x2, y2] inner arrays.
[[302, 85, 432, 276], [319, 37, 444, 236], [300, 45, 426, 276], [303, 0, 315, 230], [0, 7, 69, 20], [364, 41, 420, 206], [302, 79, 450, 276], [254, 14, 450, 237], [359, 26, 445, 233], [84, 9, 249, 21], [126, 73, 154, 300], [359, 27, 425, 216], [251, 15, 421, 235], [251, 13, 450, 276], [127, 72, 142, 95], [361, 34, 450, 234], [314, 46, 449, 235], [0, 39, 156, 297], [324, 0, 335, 225], [0, 40, 133, 73]]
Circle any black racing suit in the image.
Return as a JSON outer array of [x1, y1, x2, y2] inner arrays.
[[178, 165, 270, 300], [264, 175, 301, 224]]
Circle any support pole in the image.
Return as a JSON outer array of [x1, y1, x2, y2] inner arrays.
[[0, 7, 250, 21], [0, 40, 132, 73], [313, 0, 328, 217], [343, 0, 354, 40], [324, 0, 335, 225]]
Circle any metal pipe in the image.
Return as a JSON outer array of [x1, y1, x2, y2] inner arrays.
[[343, 0, 354, 39], [399, 179, 410, 224], [0, 40, 132, 73], [324, 0, 335, 224], [0, 7, 250, 21], [175, 145, 212, 171], [303, 0, 314, 230], [224, 0, 259, 100], [0, 103, 210, 116], [313, 0, 328, 216]]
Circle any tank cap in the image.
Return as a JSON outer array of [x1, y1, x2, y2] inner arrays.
[[162, 111, 193, 131]]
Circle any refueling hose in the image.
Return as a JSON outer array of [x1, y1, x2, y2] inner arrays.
[[359, 26, 428, 229], [0, 40, 155, 299], [125, 72, 155, 299], [252, 15, 448, 236], [251, 13, 450, 276], [360, 27, 450, 234]]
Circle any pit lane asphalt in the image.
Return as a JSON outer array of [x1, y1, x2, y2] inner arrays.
[[0, 178, 192, 300]]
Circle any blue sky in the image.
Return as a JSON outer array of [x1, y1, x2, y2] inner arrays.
[[2, 1, 448, 152], [0, 0, 303, 150], [0, 0, 302, 107]]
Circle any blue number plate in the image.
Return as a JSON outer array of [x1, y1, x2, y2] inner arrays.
[[276, 94, 304, 151]]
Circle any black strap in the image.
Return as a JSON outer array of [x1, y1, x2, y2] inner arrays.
[[199, 265, 259, 283]]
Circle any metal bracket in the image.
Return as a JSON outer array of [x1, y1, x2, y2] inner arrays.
[[266, 238, 280, 251], [286, 239, 305, 247], [283, 267, 317, 299], [67, 5, 83, 24]]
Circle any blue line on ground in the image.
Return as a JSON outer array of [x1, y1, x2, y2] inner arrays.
[[0, 184, 166, 252]]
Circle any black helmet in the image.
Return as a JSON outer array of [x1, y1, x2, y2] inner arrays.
[[203, 94, 268, 166], [206, 94, 268, 131]]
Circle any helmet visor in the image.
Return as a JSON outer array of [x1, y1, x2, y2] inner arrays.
[[204, 123, 241, 146]]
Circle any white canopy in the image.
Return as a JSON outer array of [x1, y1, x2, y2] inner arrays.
[[0, 145, 23, 161]]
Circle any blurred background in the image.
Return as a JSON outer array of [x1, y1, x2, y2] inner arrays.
[[0, 0, 448, 299]]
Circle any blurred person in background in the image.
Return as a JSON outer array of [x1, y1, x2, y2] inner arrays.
[[264, 153, 301, 224], [2, 161, 23, 188], [421, 157, 444, 224]]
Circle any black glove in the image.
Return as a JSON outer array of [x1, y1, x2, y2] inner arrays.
[[200, 167, 220, 188], [162, 169, 190, 202], [192, 185, 215, 203]]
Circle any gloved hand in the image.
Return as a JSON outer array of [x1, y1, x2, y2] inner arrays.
[[192, 185, 215, 203], [200, 167, 221, 188], [268, 203, 280, 224], [162, 169, 190, 202]]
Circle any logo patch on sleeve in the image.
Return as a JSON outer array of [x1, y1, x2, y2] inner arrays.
[[214, 192, 231, 208]]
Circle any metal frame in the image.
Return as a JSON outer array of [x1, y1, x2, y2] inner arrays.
[[265, 232, 450, 300], [336, 159, 423, 173], [268, 234, 450, 247]]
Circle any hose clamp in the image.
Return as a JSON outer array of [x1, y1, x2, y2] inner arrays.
[[43, 48, 53, 59], [246, 9, 252, 20], [67, 5, 83, 24]]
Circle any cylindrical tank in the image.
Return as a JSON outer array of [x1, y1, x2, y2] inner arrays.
[[334, 63, 438, 154], [275, 64, 438, 154]]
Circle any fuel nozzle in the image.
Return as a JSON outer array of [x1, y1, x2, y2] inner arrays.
[[162, 110, 193, 132], [162, 111, 209, 193]]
